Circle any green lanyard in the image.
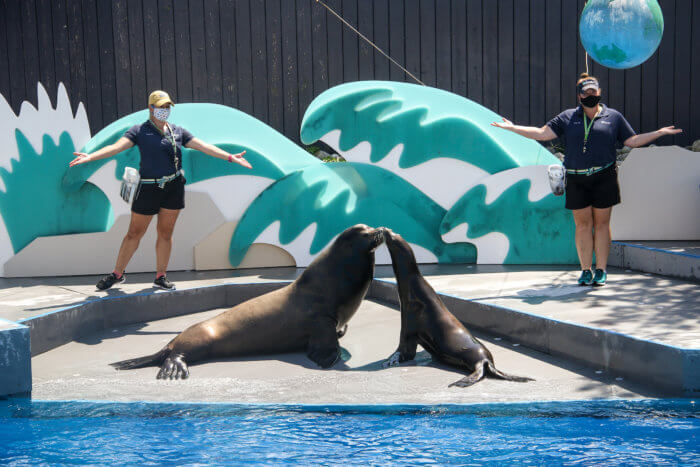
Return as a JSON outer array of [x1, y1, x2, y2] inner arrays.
[[582, 108, 601, 154]]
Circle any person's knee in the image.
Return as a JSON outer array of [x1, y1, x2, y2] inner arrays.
[[156, 226, 175, 241], [575, 219, 593, 231], [593, 218, 610, 230], [126, 226, 147, 241]]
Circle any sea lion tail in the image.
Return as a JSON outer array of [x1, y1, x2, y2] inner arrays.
[[109, 347, 170, 370], [485, 361, 534, 383], [448, 361, 486, 388]]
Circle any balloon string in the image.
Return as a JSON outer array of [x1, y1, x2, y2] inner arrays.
[[314, 0, 426, 86], [583, 0, 589, 75]]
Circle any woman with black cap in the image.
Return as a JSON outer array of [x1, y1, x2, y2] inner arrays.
[[69, 90, 252, 291], [492, 73, 682, 286]]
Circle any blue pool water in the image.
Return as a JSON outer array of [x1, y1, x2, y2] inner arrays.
[[0, 399, 698, 464]]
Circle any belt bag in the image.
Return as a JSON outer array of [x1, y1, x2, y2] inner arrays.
[[565, 161, 615, 176], [140, 169, 185, 189]]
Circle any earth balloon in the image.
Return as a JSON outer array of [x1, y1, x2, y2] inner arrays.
[[579, 0, 664, 69]]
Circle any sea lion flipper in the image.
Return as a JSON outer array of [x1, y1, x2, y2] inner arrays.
[[307, 320, 341, 368], [448, 361, 485, 388], [110, 347, 170, 370], [307, 343, 340, 368], [382, 351, 403, 368], [156, 354, 189, 380], [485, 361, 534, 383], [381, 342, 417, 368]]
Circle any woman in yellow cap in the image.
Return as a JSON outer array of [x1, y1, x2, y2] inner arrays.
[[69, 90, 252, 291], [492, 73, 681, 286]]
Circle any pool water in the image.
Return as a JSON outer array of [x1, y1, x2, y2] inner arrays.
[[1, 399, 697, 464]]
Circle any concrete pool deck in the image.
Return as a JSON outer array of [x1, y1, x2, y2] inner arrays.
[[0, 264, 698, 402]]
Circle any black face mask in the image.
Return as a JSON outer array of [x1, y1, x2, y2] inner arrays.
[[580, 95, 601, 108]]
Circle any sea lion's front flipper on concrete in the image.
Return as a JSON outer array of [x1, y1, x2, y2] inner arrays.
[[306, 317, 341, 368], [382, 335, 418, 368], [156, 354, 189, 380]]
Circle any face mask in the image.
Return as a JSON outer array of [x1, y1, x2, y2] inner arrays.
[[153, 107, 171, 121], [580, 95, 601, 108]]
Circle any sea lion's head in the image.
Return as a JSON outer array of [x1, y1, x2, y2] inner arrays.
[[383, 227, 410, 253], [336, 224, 386, 254], [382, 228, 419, 273]]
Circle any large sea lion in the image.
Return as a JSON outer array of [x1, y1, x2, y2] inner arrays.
[[381, 228, 533, 387], [110, 224, 385, 379]]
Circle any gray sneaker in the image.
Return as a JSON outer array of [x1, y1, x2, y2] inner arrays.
[[96, 272, 125, 290], [154, 275, 175, 290]]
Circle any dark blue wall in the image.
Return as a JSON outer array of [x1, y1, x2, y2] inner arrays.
[[0, 0, 697, 146]]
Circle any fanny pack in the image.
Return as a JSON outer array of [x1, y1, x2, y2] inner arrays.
[[565, 161, 615, 176], [140, 169, 185, 189]]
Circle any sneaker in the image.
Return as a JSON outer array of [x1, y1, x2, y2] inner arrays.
[[578, 269, 593, 286], [96, 272, 125, 290], [592, 268, 607, 286], [154, 275, 176, 290]]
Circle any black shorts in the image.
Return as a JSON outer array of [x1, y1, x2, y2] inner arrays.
[[132, 177, 185, 215], [565, 164, 620, 210]]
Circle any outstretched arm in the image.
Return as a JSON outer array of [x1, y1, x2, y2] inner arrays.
[[624, 126, 683, 148], [185, 137, 252, 169], [491, 118, 558, 141], [69, 137, 134, 167]]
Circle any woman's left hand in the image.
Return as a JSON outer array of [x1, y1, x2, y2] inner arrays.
[[658, 126, 683, 136], [228, 150, 252, 169]]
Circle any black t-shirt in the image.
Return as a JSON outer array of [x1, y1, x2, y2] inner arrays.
[[124, 120, 194, 178], [547, 104, 635, 170]]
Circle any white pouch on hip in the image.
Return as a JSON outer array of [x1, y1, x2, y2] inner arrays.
[[547, 164, 565, 196], [120, 167, 140, 203]]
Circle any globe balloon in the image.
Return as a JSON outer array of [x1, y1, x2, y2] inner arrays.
[[580, 0, 664, 69]]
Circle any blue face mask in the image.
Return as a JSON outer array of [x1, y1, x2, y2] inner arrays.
[[153, 107, 171, 121]]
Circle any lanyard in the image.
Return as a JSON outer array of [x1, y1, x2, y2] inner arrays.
[[164, 123, 180, 169], [583, 108, 601, 143], [582, 107, 601, 154], [150, 120, 180, 169]]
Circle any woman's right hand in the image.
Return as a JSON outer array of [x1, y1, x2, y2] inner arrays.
[[490, 118, 515, 130], [69, 152, 91, 167]]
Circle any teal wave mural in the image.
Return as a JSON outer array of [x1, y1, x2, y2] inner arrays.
[[300, 81, 558, 172], [441, 179, 577, 264], [0, 131, 111, 253], [0, 82, 577, 272], [229, 162, 476, 266], [63, 103, 320, 193]]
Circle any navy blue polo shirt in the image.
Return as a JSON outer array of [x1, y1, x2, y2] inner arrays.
[[124, 120, 194, 178], [546, 104, 635, 170]]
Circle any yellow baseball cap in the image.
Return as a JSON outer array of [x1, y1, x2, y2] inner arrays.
[[148, 90, 175, 107]]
